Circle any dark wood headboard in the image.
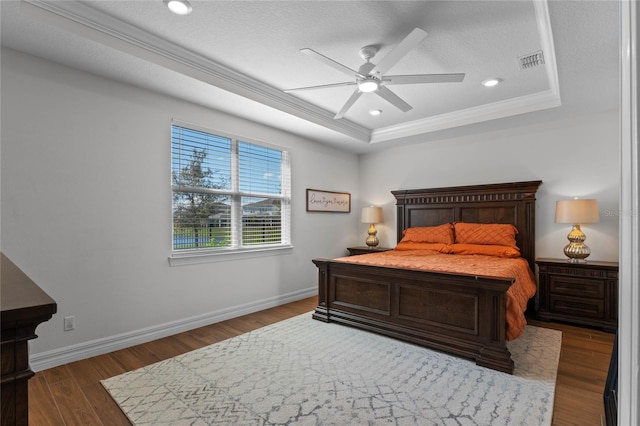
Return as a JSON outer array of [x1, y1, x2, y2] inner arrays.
[[392, 181, 542, 271]]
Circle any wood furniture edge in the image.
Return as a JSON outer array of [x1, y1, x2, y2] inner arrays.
[[1, 253, 57, 426], [346, 246, 393, 256]]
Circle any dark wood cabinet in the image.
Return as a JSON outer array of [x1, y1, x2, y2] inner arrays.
[[536, 258, 617, 332], [1, 254, 57, 426], [346, 246, 393, 256]]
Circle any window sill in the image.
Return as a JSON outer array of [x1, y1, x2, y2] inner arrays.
[[168, 245, 294, 266]]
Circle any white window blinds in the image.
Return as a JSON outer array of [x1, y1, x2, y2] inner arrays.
[[171, 124, 291, 252]]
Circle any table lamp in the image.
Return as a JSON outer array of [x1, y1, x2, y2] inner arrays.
[[361, 206, 383, 248], [554, 198, 599, 263]]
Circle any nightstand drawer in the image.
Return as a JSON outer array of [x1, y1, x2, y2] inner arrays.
[[549, 276, 605, 299], [542, 264, 615, 279], [549, 295, 605, 319]]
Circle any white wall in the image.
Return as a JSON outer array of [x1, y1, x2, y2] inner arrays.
[[0, 48, 360, 367], [358, 110, 620, 263]]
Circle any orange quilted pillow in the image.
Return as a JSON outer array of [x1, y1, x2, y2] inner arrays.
[[400, 223, 454, 244], [450, 244, 521, 258], [394, 242, 452, 253], [454, 222, 518, 248]]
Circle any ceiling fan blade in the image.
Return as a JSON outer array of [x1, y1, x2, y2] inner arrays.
[[375, 86, 412, 112], [372, 28, 428, 76], [284, 81, 356, 93], [300, 48, 365, 79], [384, 73, 465, 85], [334, 89, 363, 119]]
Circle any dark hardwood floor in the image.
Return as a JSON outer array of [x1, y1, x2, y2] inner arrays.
[[29, 297, 614, 425]]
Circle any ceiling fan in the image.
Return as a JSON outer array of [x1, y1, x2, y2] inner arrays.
[[285, 28, 465, 119]]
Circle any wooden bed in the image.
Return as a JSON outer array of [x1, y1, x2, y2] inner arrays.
[[312, 181, 542, 374]]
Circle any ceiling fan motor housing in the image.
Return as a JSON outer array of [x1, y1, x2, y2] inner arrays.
[[359, 45, 378, 61]]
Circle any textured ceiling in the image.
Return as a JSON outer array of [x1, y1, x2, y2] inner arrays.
[[0, 0, 619, 153]]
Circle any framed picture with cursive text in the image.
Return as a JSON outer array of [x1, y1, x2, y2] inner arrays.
[[306, 189, 351, 213]]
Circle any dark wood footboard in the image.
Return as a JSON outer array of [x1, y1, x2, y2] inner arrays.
[[312, 258, 515, 374]]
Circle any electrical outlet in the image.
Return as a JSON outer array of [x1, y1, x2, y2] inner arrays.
[[64, 315, 76, 331]]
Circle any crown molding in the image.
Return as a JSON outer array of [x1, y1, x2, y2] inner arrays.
[[370, 90, 561, 144], [21, 0, 371, 143], [533, 0, 561, 100]]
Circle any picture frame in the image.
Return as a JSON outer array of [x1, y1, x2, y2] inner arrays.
[[306, 189, 351, 213]]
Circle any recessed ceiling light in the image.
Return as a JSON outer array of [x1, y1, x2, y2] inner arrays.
[[164, 0, 192, 15], [482, 78, 502, 87], [369, 109, 383, 116]]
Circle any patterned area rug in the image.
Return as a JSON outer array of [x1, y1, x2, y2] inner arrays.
[[102, 313, 561, 425]]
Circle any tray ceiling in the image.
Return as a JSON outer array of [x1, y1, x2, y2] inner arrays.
[[0, 1, 619, 153]]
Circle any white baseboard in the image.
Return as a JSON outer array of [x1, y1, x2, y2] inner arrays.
[[30, 287, 317, 372]]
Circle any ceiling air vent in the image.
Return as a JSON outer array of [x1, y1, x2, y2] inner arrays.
[[518, 51, 545, 70]]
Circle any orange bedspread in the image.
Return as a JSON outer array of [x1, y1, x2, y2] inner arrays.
[[334, 249, 537, 341]]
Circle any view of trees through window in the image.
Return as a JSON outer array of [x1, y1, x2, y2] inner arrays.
[[171, 125, 290, 251]]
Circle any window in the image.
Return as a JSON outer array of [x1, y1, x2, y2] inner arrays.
[[171, 124, 291, 254]]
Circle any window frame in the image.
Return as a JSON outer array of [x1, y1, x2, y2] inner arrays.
[[169, 121, 292, 264]]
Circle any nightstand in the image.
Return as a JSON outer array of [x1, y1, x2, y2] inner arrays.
[[346, 246, 393, 256], [536, 258, 618, 332]]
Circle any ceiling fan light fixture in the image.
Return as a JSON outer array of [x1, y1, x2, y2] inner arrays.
[[358, 78, 379, 93], [164, 0, 192, 15], [482, 78, 502, 87], [287, 28, 463, 119]]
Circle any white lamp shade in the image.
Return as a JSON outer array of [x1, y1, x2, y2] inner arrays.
[[361, 206, 383, 224], [555, 199, 600, 224]]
